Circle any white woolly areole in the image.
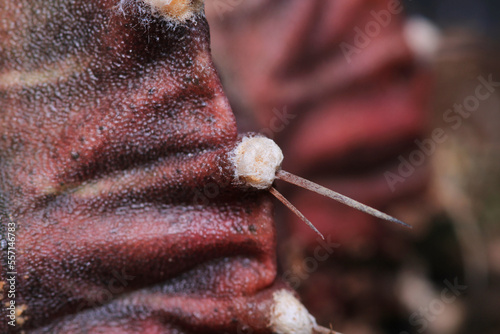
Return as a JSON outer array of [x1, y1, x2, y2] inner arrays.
[[140, 0, 204, 22], [232, 136, 283, 190], [270, 290, 317, 334]]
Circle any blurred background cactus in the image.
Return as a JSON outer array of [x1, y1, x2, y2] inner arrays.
[[206, 0, 500, 333]]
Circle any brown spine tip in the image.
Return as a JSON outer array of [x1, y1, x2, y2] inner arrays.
[[276, 170, 411, 229], [269, 187, 324, 240]]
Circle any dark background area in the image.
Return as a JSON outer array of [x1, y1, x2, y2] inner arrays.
[[405, 0, 500, 35]]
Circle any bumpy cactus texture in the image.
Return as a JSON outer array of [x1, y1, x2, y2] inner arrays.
[[0, 1, 296, 332]]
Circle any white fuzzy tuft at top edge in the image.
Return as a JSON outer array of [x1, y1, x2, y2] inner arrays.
[[121, 0, 204, 22], [232, 136, 284, 190]]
